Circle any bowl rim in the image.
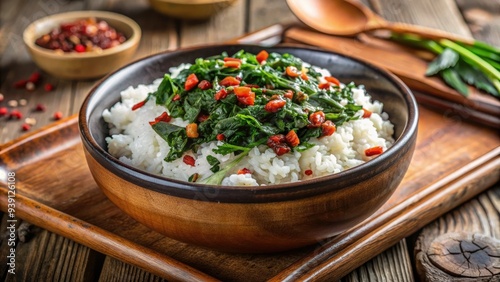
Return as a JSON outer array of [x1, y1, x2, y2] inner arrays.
[[23, 10, 142, 59], [79, 44, 419, 203]]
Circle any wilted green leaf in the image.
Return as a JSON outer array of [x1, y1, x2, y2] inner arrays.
[[426, 48, 459, 76]]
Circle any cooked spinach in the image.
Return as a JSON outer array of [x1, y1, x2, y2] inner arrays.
[[145, 50, 365, 174]]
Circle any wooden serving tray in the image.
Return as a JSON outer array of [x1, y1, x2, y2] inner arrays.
[[1, 102, 499, 281]]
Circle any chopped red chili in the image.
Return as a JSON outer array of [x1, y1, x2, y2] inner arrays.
[[234, 87, 255, 106], [324, 76, 340, 86], [131, 100, 146, 111], [149, 112, 171, 125], [35, 103, 46, 112], [28, 72, 41, 84], [305, 169, 313, 176], [308, 111, 325, 127], [197, 113, 209, 122], [198, 80, 212, 90], [321, 120, 336, 137], [183, 155, 196, 166], [264, 99, 286, 113], [365, 146, 383, 156], [285, 130, 300, 147], [172, 94, 181, 101], [9, 110, 22, 120], [216, 133, 225, 141], [223, 57, 242, 62], [185, 73, 199, 91], [237, 168, 252, 175], [285, 66, 300, 78], [256, 50, 269, 64], [223, 60, 241, 69], [214, 88, 228, 101], [266, 134, 291, 156], [362, 108, 372, 118], [219, 76, 241, 87]]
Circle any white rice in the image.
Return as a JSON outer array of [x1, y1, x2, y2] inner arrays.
[[103, 71, 394, 186]]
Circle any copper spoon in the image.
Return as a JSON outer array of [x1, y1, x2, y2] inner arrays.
[[286, 0, 475, 45]]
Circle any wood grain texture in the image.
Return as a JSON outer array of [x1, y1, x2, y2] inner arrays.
[[415, 186, 500, 281]]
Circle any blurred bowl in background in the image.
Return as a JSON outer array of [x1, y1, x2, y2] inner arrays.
[[148, 0, 237, 20], [23, 11, 141, 80]]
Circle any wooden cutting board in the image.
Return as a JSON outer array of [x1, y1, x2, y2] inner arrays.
[[281, 26, 500, 128]]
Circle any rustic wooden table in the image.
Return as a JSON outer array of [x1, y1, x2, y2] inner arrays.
[[1, 0, 499, 281]]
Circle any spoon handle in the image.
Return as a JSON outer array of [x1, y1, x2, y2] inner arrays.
[[383, 21, 475, 45]]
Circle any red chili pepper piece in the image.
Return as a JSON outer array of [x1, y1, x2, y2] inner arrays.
[[198, 80, 212, 90], [184, 73, 199, 91], [308, 111, 325, 127], [266, 134, 291, 156], [365, 146, 384, 156], [223, 60, 241, 69], [219, 76, 240, 87], [325, 76, 340, 86], [197, 113, 209, 122], [300, 72, 309, 81], [321, 120, 336, 137], [362, 108, 372, 118], [264, 99, 286, 113], [233, 87, 255, 106], [53, 111, 63, 120], [149, 111, 171, 125], [285, 66, 300, 78], [284, 90, 294, 99], [22, 123, 31, 131], [256, 50, 269, 64], [216, 133, 225, 141], [318, 82, 330, 90], [183, 155, 196, 166], [305, 169, 313, 176], [214, 88, 228, 101], [0, 107, 8, 116], [172, 94, 181, 101], [285, 130, 300, 147], [237, 168, 252, 175], [131, 100, 146, 111]]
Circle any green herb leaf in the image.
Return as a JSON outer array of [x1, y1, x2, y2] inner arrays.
[[151, 122, 190, 161], [440, 68, 469, 96], [426, 48, 459, 76], [455, 60, 499, 97]]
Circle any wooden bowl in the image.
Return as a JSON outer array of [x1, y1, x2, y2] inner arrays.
[[79, 44, 418, 253], [23, 11, 141, 80], [148, 0, 237, 20]]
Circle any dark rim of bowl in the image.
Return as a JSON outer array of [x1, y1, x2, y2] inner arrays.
[[79, 44, 418, 203]]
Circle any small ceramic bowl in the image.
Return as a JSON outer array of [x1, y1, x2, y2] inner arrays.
[[80, 44, 418, 253], [148, 0, 237, 20], [23, 11, 141, 80]]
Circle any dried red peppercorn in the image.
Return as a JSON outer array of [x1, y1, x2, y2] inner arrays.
[[0, 107, 8, 116], [53, 111, 63, 120], [183, 155, 196, 166], [305, 169, 313, 176], [28, 72, 41, 84], [74, 44, 86, 53], [21, 123, 31, 131], [9, 110, 22, 120], [44, 83, 55, 92], [35, 103, 46, 112]]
